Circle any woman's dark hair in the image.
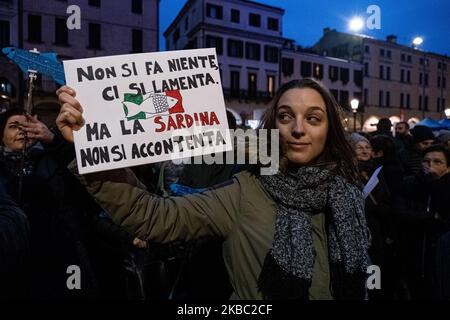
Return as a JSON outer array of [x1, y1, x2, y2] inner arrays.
[[0, 108, 27, 144], [259, 78, 359, 184]]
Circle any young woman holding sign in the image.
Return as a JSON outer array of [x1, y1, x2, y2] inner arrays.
[[56, 78, 369, 300]]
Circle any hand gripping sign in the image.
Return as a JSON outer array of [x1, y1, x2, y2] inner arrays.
[[63, 48, 232, 174]]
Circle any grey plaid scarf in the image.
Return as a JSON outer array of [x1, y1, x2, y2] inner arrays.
[[257, 166, 370, 300]]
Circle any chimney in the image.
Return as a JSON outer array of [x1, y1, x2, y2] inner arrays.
[[386, 35, 397, 43], [323, 27, 331, 35]]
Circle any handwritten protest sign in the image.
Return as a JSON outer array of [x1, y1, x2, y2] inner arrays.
[[63, 48, 232, 174]]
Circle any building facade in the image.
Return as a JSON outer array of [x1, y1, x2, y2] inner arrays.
[[281, 43, 363, 130], [0, 0, 159, 124], [164, 0, 286, 124], [314, 29, 450, 130]]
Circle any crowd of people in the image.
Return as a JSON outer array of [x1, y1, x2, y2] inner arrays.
[[0, 78, 449, 300]]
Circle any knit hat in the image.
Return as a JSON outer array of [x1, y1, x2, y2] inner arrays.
[[411, 125, 435, 144], [349, 133, 370, 148], [437, 130, 450, 144]]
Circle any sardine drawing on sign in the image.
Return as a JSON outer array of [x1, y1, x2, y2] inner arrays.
[[122, 90, 184, 121]]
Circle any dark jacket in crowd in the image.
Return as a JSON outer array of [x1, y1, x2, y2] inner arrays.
[[394, 172, 450, 299], [0, 182, 30, 299]]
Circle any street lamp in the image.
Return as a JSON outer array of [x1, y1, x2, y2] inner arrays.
[[445, 108, 450, 119], [351, 98, 359, 132], [413, 37, 426, 119]]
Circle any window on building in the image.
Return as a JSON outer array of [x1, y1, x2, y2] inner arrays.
[[329, 66, 339, 82], [443, 63, 447, 71], [354, 70, 362, 87], [312, 63, 323, 79], [132, 0, 143, 14], [401, 69, 404, 82], [206, 35, 223, 55], [184, 17, 189, 31], [301, 61, 312, 78], [380, 48, 385, 57], [230, 71, 240, 97], [227, 39, 243, 58], [379, 65, 384, 79], [443, 98, 446, 111], [54, 18, 68, 45], [185, 38, 197, 49], [424, 95, 429, 111], [0, 77, 15, 98], [173, 28, 180, 43], [386, 91, 390, 107], [248, 73, 257, 98], [419, 72, 423, 85], [424, 73, 428, 86], [206, 4, 223, 19], [88, 23, 101, 49], [28, 14, 42, 42], [401, 53, 405, 62], [249, 13, 261, 27], [132, 29, 143, 53], [437, 97, 441, 112], [387, 50, 391, 59], [419, 95, 422, 110], [387, 66, 391, 80], [88, 0, 100, 7], [364, 88, 368, 105], [438, 76, 441, 88], [400, 93, 404, 108], [268, 17, 279, 31], [407, 70, 411, 83], [407, 94, 410, 109], [267, 75, 275, 97], [438, 62, 442, 69], [340, 67, 349, 84], [407, 55, 412, 63], [379, 90, 384, 107], [282, 58, 294, 76], [365, 45, 370, 53], [364, 62, 369, 76], [330, 89, 338, 101], [231, 9, 240, 23], [245, 42, 260, 60], [0, 20, 10, 47], [264, 46, 279, 63], [443, 77, 447, 88], [340, 90, 349, 109]]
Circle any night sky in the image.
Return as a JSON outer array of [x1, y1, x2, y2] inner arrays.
[[160, 0, 450, 56]]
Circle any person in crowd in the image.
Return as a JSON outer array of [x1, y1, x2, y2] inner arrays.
[[56, 78, 370, 300], [0, 108, 147, 299], [399, 125, 435, 177], [350, 133, 396, 299], [0, 108, 98, 298], [394, 144, 450, 299], [394, 121, 413, 153], [436, 131, 450, 150], [371, 118, 393, 138]]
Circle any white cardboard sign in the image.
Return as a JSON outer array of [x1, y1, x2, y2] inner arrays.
[[63, 48, 231, 174]]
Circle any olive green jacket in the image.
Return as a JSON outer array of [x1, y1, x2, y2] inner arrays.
[[70, 163, 333, 300]]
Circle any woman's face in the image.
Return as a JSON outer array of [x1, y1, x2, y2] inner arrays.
[[276, 88, 329, 166], [355, 141, 372, 162], [2, 115, 32, 151]]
